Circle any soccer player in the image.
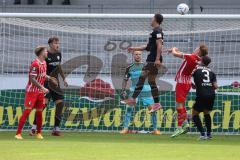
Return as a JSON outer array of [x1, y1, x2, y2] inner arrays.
[[30, 36, 68, 136], [15, 45, 57, 140], [122, 13, 164, 112], [192, 56, 217, 140], [168, 44, 208, 138], [120, 51, 161, 135]]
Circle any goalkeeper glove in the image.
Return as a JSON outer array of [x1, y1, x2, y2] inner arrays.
[[120, 90, 128, 100]]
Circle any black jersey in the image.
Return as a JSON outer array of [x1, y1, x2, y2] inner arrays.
[[192, 66, 217, 97], [146, 26, 163, 63], [46, 51, 62, 77]]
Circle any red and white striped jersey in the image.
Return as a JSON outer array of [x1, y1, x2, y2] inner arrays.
[[25, 58, 47, 93], [175, 53, 200, 84]]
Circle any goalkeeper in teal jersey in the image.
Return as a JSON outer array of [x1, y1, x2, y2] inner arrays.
[[120, 51, 161, 135]]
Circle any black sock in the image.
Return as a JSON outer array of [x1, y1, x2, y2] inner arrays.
[[54, 102, 64, 127], [204, 114, 212, 136], [192, 115, 205, 136], [149, 80, 159, 103], [33, 114, 37, 125]]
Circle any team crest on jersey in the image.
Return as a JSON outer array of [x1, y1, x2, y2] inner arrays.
[[57, 56, 60, 60], [32, 67, 36, 71], [28, 101, 32, 105]]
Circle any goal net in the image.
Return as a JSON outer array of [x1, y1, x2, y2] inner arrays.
[[0, 13, 239, 134]]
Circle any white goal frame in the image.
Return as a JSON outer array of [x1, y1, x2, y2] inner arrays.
[[1, 13, 240, 19]]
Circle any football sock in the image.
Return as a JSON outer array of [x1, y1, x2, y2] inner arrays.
[[54, 102, 64, 127], [177, 107, 187, 127], [192, 115, 205, 136], [132, 73, 147, 99], [151, 112, 157, 130], [16, 109, 31, 135], [123, 105, 133, 129], [36, 110, 43, 134], [33, 104, 47, 125], [149, 81, 159, 103], [32, 124, 36, 130], [182, 107, 189, 125], [204, 114, 212, 136]]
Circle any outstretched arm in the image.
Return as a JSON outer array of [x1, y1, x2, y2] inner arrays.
[[127, 45, 147, 52], [168, 47, 184, 59]]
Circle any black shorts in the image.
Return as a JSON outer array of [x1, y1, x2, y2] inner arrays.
[[44, 81, 64, 102], [193, 95, 215, 112], [142, 62, 159, 76]]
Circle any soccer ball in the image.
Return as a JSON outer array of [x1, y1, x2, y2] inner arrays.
[[177, 3, 189, 15]]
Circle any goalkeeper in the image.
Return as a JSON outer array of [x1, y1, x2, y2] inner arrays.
[[120, 51, 161, 135]]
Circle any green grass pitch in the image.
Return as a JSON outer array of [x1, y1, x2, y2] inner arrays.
[[0, 132, 239, 160]]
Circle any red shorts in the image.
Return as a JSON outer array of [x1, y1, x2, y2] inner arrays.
[[175, 83, 191, 103], [24, 92, 45, 109]]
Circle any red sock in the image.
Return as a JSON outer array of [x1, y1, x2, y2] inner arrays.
[[177, 107, 187, 127], [16, 109, 31, 135], [36, 111, 43, 134]]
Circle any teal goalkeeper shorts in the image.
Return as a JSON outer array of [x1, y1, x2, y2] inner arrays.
[[136, 96, 154, 107]]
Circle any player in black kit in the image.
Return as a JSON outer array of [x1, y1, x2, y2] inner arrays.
[[30, 36, 68, 136], [191, 56, 218, 140], [122, 13, 163, 112]]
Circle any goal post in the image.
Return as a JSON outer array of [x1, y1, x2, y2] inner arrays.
[[0, 13, 239, 134]]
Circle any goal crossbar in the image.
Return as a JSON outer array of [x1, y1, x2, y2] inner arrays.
[[1, 13, 240, 19]]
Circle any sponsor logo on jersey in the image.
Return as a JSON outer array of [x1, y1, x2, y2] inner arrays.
[[49, 62, 60, 66]]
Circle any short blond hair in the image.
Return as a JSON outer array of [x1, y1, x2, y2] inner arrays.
[[35, 45, 46, 56]]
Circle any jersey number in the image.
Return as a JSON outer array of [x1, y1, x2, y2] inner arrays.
[[202, 69, 210, 83]]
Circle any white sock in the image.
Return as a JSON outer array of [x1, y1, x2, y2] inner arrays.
[[32, 125, 36, 130], [54, 127, 60, 131]]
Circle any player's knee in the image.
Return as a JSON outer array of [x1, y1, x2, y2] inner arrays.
[[203, 110, 210, 115], [55, 99, 63, 105], [25, 107, 32, 110], [36, 108, 43, 112], [176, 103, 184, 108], [148, 79, 157, 87], [192, 109, 199, 116], [148, 105, 153, 111]]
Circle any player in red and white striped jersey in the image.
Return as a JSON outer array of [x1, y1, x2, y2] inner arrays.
[[25, 57, 47, 93], [168, 44, 208, 138], [15, 45, 57, 140]]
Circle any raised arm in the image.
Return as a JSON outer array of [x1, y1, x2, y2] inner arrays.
[[168, 47, 184, 59]]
